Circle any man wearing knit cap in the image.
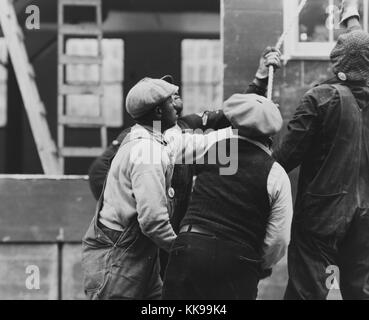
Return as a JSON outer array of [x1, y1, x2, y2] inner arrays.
[[163, 94, 293, 300], [273, 0, 369, 300]]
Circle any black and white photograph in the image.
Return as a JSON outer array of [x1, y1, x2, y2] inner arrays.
[[0, 0, 368, 307]]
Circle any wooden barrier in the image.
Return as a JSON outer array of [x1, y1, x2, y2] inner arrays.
[[0, 174, 342, 300], [0, 175, 95, 242], [0, 175, 95, 300]]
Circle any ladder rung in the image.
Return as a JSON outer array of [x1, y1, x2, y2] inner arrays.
[[59, 0, 101, 6], [61, 147, 104, 158], [60, 84, 103, 95], [60, 55, 102, 65], [59, 24, 102, 36], [60, 116, 105, 127]]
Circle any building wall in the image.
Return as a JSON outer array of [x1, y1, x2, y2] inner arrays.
[[0, 176, 95, 300], [223, 0, 333, 137], [0, 4, 219, 174], [0, 0, 343, 299]]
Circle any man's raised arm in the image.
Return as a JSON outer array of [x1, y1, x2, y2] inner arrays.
[[339, 0, 361, 30], [178, 47, 282, 131]]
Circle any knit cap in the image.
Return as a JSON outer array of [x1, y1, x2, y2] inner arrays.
[[330, 29, 369, 82]]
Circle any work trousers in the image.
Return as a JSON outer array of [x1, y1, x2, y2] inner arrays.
[[162, 232, 261, 300], [284, 208, 369, 300], [81, 215, 162, 300]]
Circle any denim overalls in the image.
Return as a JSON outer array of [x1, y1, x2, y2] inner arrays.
[[81, 133, 175, 300]]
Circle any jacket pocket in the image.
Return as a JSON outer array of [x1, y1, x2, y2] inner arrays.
[[297, 191, 348, 237], [81, 244, 111, 295]]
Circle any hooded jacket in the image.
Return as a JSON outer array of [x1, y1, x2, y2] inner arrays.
[[274, 77, 369, 241]]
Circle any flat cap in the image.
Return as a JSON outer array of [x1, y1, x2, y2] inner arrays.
[[126, 78, 179, 119], [223, 94, 283, 138]]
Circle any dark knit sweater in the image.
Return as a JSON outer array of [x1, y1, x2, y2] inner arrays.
[[182, 138, 275, 256]]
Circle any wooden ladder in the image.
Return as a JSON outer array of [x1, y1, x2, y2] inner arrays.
[[57, 0, 106, 171], [0, 0, 62, 174]]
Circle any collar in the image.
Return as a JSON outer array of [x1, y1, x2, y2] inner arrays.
[[237, 135, 272, 156], [319, 76, 368, 87], [131, 124, 168, 146]]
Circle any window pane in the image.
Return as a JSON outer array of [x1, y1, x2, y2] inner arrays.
[[299, 0, 332, 42], [181, 39, 223, 115], [299, 0, 365, 43], [103, 84, 123, 127], [66, 95, 100, 118], [0, 38, 7, 127], [102, 39, 124, 83], [65, 38, 124, 127]]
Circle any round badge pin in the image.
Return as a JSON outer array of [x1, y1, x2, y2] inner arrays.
[[168, 187, 175, 199], [338, 72, 347, 81]]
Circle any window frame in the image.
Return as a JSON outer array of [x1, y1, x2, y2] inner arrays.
[[180, 38, 224, 115], [64, 37, 124, 128], [283, 0, 369, 60]]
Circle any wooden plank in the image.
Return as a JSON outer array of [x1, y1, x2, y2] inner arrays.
[[59, 0, 100, 6], [0, 176, 96, 242], [59, 24, 102, 36], [59, 54, 102, 65], [35, 12, 221, 35], [60, 115, 104, 127], [60, 147, 104, 157], [62, 244, 85, 300], [0, 245, 58, 300], [57, 1, 65, 172], [60, 84, 103, 95], [0, 0, 61, 174]]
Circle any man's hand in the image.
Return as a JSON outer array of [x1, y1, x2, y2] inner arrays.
[[339, 0, 360, 27], [255, 47, 282, 80]]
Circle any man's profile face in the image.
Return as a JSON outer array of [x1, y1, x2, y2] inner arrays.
[[173, 92, 183, 117], [160, 95, 180, 130]]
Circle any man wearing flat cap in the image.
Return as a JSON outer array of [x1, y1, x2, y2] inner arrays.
[[88, 49, 281, 234], [162, 94, 293, 300], [273, 0, 369, 300], [81, 74, 240, 299], [85, 47, 281, 285]]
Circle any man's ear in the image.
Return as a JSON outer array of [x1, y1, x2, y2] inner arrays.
[[154, 106, 163, 119]]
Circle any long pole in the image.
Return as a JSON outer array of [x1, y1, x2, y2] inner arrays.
[[267, 0, 308, 100]]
